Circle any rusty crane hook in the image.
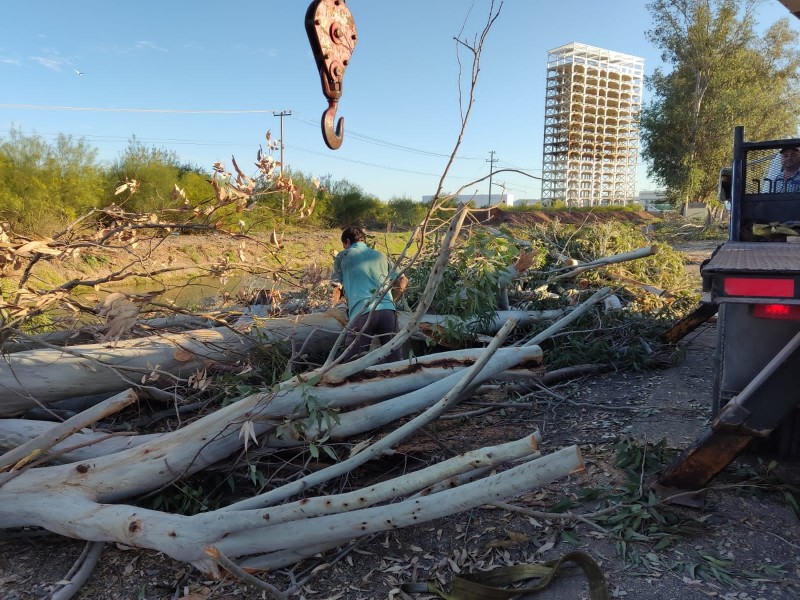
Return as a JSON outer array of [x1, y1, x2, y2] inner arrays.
[[305, 0, 357, 150]]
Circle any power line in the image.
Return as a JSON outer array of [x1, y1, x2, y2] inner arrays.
[[0, 104, 278, 114], [288, 144, 466, 179], [0, 107, 554, 188], [290, 114, 483, 160]]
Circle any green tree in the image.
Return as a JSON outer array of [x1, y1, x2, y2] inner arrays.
[[0, 128, 105, 234], [320, 179, 386, 228], [642, 0, 800, 215], [387, 197, 427, 230], [108, 137, 184, 213]]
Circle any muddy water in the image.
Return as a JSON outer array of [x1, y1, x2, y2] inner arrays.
[[107, 274, 277, 309]]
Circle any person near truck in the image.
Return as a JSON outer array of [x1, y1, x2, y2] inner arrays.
[[773, 145, 800, 192], [330, 226, 408, 363]]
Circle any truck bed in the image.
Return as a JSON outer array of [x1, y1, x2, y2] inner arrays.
[[702, 241, 800, 274]]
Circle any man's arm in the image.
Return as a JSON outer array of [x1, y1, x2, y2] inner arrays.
[[391, 274, 408, 302], [331, 283, 344, 305], [331, 250, 344, 305], [498, 250, 536, 287]]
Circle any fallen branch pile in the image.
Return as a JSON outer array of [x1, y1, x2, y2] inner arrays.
[[0, 4, 707, 594], [0, 194, 700, 595]]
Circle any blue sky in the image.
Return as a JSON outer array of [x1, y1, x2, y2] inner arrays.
[[1, 1, 797, 202]]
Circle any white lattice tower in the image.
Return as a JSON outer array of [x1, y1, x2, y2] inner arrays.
[[542, 43, 644, 207]]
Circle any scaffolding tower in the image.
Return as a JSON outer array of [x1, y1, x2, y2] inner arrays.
[[542, 42, 644, 207]]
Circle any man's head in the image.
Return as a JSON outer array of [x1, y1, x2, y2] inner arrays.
[[341, 226, 366, 247], [780, 145, 800, 176]]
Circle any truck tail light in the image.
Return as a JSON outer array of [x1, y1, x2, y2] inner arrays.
[[724, 277, 794, 298], [752, 304, 800, 320]]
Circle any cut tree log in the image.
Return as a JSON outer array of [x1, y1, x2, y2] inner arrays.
[[549, 246, 658, 282], [606, 271, 674, 298], [0, 431, 580, 574], [0, 343, 542, 499], [0, 345, 543, 461], [662, 302, 718, 343], [0, 309, 558, 415], [0, 324, 573, 578], [0, 389, 137, 472]]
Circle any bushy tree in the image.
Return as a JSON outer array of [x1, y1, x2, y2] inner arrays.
[[108, 137, 184, 213], [642, 0, 800, 214], [0, 128, 105, 234], [321, 178, 386, 228], [387, 197, 427, 230]]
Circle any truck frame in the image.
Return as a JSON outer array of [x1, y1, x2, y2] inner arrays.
[[657, 126, 800, 493]]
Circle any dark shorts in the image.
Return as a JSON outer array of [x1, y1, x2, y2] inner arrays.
[[341, 309, 403, 363]]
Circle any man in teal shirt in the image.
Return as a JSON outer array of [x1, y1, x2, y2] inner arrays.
[[331, 227, 407, 362]]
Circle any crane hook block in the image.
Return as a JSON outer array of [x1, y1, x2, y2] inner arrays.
[[305, 0, 357, 150]]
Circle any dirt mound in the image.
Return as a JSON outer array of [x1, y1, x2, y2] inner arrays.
[[485, 208, 660, 228]]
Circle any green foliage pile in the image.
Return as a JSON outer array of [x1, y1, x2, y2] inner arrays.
[[405, 227, 540, 334], [649, 213, 729, 244], [405, 219, 698, 370], [525, 220, 697, 370], [532, 219, 690, 294]]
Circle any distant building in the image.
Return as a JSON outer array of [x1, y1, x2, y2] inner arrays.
[[511, 198, 542, 207], [639, 190, 669, 210], [542, 42, 644, 207], [421, 193, 515, 208]]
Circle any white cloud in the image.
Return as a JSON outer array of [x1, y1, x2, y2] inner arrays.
[[31, 56, 65, 71], [0, 56, 21, 66], [134, 40, 167, 52]]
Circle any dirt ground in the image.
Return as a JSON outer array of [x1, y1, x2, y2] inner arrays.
[[2, 237, 800, 600]]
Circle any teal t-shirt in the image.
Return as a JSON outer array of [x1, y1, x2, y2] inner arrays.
[[331, 242, 397, 316]]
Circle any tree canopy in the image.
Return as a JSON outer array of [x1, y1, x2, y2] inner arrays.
[[641, 0, 800, 211], [0, 128, 107, 233], [0, 129, 423, 236]]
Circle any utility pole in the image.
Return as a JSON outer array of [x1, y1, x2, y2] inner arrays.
[[486, 150, 498, 204], [273, 110, 292, 177], [273, 110, 291, 223]]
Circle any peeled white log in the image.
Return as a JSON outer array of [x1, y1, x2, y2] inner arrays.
[[606, 271, 673, 298], [0, 346, 542, 462], [0, 309, 557, 416], [0, 326, 253, 415], [267, 345, 542, 446], [403, 309, 566, 341], [235, 444, 582, 571], [226, 433, 542, 530], [0, 420, 151, 463], [549, 245, 658, 281], [227, 320, 524, 520], [0, 389, 136, 471], [0, 439, 580, 574], [0, 344, 542, 505]]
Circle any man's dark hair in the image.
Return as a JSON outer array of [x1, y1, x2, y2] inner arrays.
[[341, 226, 366, 245]]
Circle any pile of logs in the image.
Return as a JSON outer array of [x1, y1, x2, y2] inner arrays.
[[0, 206, 666, 598]]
